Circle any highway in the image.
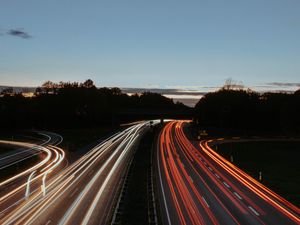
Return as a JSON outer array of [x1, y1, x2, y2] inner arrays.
[[157, 120, 300, 225], [0, 132, 66, 220], [0, 132, 62, 172], [0, 121, 156, 225]]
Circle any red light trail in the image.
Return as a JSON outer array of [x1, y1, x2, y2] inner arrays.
[[157, 121, 300, 225]]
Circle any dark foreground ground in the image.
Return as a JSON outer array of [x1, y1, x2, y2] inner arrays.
[[216, 140, 300, 207]]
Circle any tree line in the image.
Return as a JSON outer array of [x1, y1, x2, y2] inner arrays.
[[194, 86, 300, 134], [0, 79, 189, 129]]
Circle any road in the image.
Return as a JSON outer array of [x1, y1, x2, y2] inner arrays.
[[0, 132, 62, 171], [157, 120, 300, 225], [0, 121, 157, 225], [0, 132, 66, 220]]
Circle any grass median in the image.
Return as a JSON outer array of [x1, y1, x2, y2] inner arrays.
[[216, 140, 300, 207]]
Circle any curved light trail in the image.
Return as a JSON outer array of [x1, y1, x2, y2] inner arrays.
[[0, 132, 66, 221], [157, 120, 300, 225], [0, 121, 157, 225]]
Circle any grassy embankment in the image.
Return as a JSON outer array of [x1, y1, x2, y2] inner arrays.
[[56, 127, 118, 151], [216, 141, 300, 207]]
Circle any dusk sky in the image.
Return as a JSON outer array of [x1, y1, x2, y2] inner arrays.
[[1, 0, 299, 91]]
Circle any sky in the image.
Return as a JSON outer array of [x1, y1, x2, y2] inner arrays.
[[0, 0, 300, 91]]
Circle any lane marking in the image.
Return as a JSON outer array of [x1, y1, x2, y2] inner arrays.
[[45, 220, 52, 225], [208, 167, 213, 171], [223, 181, 230, 188], [0, 128, 133, 225], [69, 188, 78, 198], [81, 125, 145, 225], [0, 197, 24, 215], [214, 174, 220, 179], [248, 206, 260, 216], [234, 192, 242, 200], [202, 196, 210, 208], [157, 136, 172, 225]]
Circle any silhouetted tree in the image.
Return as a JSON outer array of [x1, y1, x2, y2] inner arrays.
[[194, 88, 300, 134], [0, 79, 190, 129], [1, 87, 14, 95], [222, 78, 244, 90], [81, 79, 95, 88]]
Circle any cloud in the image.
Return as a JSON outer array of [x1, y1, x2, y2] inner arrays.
[[266, 82, 300, 87], [164, 85, 220, 91], [7, 29, 32, 39], [122, 87, 207, 96]]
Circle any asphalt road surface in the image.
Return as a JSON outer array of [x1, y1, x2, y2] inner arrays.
[[0, 121, 157, 225], [157, 120, 300, 225], [0, 132, 66, 221]]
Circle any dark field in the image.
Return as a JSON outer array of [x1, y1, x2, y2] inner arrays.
[[56, 127, 117, 151], [216, 140, 300, 207]]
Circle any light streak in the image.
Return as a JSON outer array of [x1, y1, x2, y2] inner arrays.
[[25, 171, 36, 199], [158, 120, 300, 225]]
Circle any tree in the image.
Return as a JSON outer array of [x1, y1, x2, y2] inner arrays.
[[41, 81, 56, 93], [222, 78, 244, 90], [81, 79, 95, 88], [1, 87, 14, 95], [111, 87, 122, 95], [35, 87, 43, 95], [0, 79, 190, 129]]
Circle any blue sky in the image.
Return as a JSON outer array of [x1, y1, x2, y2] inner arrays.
[[0, 0, 299, 90]]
